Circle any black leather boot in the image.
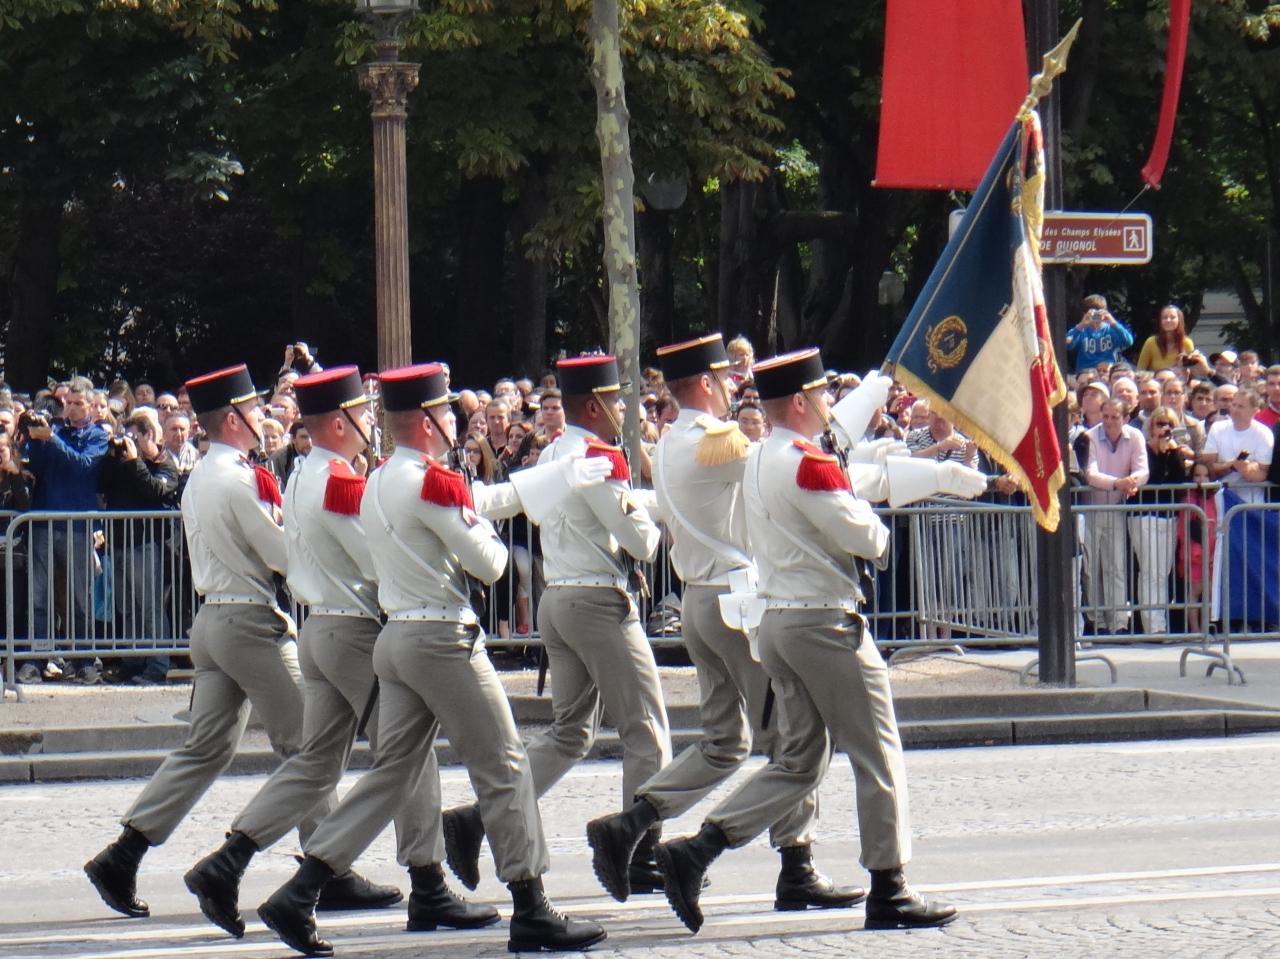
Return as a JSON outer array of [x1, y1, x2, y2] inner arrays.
[[585, 798, 660, 902], [315, 865, 403, 911], [653, 823, 729, 934], [507, 876, 607, 952], [184, 831, 258, 937], [442, 803, 485, 891], [865, 867, 957, 930], [406, 863, 500, 931], [773, 844, 865, 911], [627, 823, 665, 896], [257, 855, 335, 957], [84, 825, 152, 918]]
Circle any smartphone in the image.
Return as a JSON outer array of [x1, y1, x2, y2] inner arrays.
[[1237, 450, 1250, 461]]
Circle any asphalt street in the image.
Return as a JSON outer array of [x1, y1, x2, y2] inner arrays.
[[2, 733, 1279, 958]]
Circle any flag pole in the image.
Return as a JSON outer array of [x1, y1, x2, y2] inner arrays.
[[1030, 4, 1076, 686]]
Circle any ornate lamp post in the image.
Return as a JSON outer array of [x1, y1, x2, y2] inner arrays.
[[355, 0, 419, 371]]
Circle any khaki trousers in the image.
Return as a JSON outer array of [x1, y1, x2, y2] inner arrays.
[[231, 615, 439, 866], [123, 604, 334, 845], [304, 622, 546, 881], [525, 586, 671, 807], [704, 608, 911, 870], [637, 585, 816, 847]]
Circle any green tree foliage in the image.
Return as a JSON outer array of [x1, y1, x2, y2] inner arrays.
[[4, 0, 1280, 392], [1059, 0, 1279, 350], [0, 0, 279, 386]]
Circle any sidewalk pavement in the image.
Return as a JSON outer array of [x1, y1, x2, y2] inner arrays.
[[3, 640, 1280, 782], [0, 651, 1021, 729]]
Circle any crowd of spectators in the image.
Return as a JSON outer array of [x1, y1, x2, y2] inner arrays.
[[1061, 294, 1280, 637], [6, 304, 1280, 687]]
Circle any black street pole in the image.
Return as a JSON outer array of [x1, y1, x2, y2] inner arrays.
[[1028, 0, 1076, 686]]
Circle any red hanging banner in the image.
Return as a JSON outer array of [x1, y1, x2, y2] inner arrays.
[[875, 0, 1028, 191], [1140, 0, 1192, 189]]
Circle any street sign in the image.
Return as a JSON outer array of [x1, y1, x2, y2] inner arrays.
[[1040, 212, 1153, 265]]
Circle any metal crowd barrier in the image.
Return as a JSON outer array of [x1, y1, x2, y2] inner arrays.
[[1211, 488, 1280, 685], [2, 485, 1272, 699], [2, 510, 200, 697]]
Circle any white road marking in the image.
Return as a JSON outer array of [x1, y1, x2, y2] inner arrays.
[[6, 864, 1280, 957]]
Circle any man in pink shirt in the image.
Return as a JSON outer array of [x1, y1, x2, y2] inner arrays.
[[1083, 400, 1149, 634]]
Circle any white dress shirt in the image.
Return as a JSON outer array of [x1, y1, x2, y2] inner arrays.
[[744, 426, 889, 604], [181, 442, 286, 602], [537, 424, 660, 583]]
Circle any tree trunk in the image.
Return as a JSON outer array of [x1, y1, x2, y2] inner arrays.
[[587, 0, 642, 456], [510, 176, 550, 379], [688, 183, 718, 330], [799, 132, 855, 347], [637, 207, 674, 355], [717, 180, 762, 341], [453, 175, 509, 383], [717, 178, 796, 349], [4, 190, 62, 389], [1062, 0, 1105, 146]]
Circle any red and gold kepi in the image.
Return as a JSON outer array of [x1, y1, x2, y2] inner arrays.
[[751, 348, 828, 402], [557, 354, 623, 396], [294, 366, 367, 416], [656, 333, 731, 383], [378, 363, 458, 412], [184, 364, 260, 416]]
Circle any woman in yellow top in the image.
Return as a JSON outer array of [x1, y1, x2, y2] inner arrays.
[[1137, 305, 1194, 372]]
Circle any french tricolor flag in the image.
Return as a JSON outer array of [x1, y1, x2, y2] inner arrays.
[[884, 111, 1067, 531]]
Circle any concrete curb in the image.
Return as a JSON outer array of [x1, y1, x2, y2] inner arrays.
[[4, 700, 1280, 784]]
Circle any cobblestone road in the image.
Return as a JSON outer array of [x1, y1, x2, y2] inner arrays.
[[3, 733, 1280, 958]]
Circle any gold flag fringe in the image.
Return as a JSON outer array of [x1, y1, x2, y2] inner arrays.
[[891, 366, 1065, 533]]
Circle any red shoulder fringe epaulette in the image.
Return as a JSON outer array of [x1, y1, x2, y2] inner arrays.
[[421, 458, 475, 510], [793, 439, 849, 493], [254, 465, 283, 507], [323, 459, 366, 516], [585, 438, 630, 482]]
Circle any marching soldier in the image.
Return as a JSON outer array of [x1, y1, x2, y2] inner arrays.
[[586, 334, 857, 912], [83, 364, 369, 919], [182, 366, 452, 939], [257, 363, 608, 956], [652, 348, 957, 933], [442, 353, 670, 894]]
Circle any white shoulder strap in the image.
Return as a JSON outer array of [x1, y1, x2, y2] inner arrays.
[[369, 469, 471, 606], [747, 448, 864, 601], [655, 435, 754, 570], [284, 473, 374, 615]]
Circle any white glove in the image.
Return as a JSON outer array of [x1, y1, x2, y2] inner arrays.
[[829, 370, 894, 443], [509, 453, 612, 524], [846, 437, 910, 465], [848, 463, 890, 502], [936, 460, 989, 500], [884, 455, 988, 507], [558, 452, 613, 490]]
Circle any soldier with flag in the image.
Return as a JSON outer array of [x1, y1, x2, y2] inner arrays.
[[653, 348, 958, 935], [182, 366, 452, 941], [585, 333, 857, 912]]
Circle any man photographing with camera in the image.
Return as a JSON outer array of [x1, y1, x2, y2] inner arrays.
[[1065, 294, 1134, 373], [99, 408, 182, 684], [22, 377, 110, 683]]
